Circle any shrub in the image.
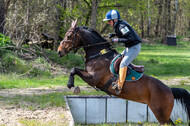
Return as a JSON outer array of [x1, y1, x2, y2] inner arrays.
[[28, 57, 52, 77], [0, 33, 12, 47], [0, 53, 52, 78], [1, 53, 30, 73]]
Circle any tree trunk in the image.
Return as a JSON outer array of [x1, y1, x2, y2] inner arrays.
[[54, 0, 64, 51], [0, 0, 5, 34], [161, 0, 168, 44], [83, 0, 91, 26], [147, 0, 151, 37], [91, 0, 99, 30], [154, 0, 163, 36], [171, 0, 178, 35], [163, 0, 168, 37], [141, 11, 144, 38], [167, 0, 171, 35]]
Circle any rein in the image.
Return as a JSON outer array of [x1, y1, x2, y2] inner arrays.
[[82, 41, 112, 48], [61, 27, 114, 52]]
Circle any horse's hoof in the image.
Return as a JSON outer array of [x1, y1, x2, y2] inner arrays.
[[72, 86, 80, 95]]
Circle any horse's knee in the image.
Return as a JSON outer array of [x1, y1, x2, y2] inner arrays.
[[70, 68, 76, 76]]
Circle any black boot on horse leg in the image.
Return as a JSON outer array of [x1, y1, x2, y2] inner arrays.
[[67, 68, 75, 89]]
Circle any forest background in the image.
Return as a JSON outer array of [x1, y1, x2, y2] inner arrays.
[[0, 0, 190, 50]]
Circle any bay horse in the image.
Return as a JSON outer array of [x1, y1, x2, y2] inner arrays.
[[57, 20, 190, 125]]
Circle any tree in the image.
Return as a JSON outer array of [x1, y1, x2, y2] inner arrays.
[[0, 0, 5, 34], [154, 0, 163, 36], [91, 0, 99, 30], [171, 0, 178, 35]]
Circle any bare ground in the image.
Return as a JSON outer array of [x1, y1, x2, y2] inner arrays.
[[0, 77, 190, 126], [0, 86, 93, 126]]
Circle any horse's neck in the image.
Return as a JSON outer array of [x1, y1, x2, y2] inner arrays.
[[79, 28, 114, 60]]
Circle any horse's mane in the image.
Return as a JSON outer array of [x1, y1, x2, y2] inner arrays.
[[79, 26, 107, 42]]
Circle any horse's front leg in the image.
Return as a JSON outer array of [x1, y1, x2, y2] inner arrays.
[[67, 68, 76, 89], [67, 67, 97, 89]]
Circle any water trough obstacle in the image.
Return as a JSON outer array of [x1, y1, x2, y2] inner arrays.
[[64, 95, 188, 125]]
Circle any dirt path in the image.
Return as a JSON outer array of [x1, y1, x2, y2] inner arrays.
[[0, 77, 189, 126], [0, 86, 93, 126]]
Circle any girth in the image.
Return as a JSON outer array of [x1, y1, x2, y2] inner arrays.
[[96, 76, 117, 96]]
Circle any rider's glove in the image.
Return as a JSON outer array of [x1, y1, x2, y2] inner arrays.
[[112, 38, 119, 42], [109, 33, 116, 39]]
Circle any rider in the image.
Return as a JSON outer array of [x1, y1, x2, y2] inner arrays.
[[103, 10, 142, 95]]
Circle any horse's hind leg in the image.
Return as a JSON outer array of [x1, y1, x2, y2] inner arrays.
[[149, 104, 174, 125], [148, 91, 174, 125]]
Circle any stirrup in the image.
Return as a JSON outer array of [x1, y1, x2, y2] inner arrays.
[[112, 82, 122, 95], [112, 82, 117, 90]]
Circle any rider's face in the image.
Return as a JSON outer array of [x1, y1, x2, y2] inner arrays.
[[108, 20, 114, 26]]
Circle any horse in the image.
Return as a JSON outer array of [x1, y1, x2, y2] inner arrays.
[[57, 20, 190, 125]]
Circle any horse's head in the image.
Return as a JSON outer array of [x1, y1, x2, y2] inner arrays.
[[57, 19, 81, 57]]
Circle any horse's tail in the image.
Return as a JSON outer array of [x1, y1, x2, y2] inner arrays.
[[171, 88, 190, 125]]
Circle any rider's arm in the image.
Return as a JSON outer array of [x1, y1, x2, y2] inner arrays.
[[112, 34, 134, 43], [112, 24, 134, 43]]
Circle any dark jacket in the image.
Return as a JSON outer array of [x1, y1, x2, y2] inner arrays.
[[114, 20, 142, 48]]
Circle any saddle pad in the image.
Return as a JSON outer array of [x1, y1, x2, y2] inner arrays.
[[110, 54, 143, 81]]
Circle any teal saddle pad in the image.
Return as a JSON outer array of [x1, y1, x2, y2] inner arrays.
[[110, 54, 143, 81]]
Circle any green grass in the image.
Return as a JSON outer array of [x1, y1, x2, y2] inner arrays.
[[0, 74, 85, 89], [0, 91, 106, 110], [117, 40, 190, 79], [18, 119, 68, 126]]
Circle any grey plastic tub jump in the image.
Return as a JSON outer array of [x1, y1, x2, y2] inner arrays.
[[64, 95, 188, 125]]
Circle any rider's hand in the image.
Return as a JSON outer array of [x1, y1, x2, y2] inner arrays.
[[109, 33, 115, 39], [112, 38, 119, 42]]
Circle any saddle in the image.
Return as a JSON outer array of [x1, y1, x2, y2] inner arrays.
[[114, 55, 145, 74], [110, 54, 144, 81]]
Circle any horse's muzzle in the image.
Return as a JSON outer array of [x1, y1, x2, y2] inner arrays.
[[58, 51, 64, 57]]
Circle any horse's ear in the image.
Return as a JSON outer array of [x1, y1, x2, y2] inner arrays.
[[71, 19, 78, 28]]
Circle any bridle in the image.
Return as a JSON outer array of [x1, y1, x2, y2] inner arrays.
[[60, 27, 113, 53], [60, 27, 82, 53]]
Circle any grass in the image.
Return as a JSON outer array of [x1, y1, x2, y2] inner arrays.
[[0, 74, 85, 89], [0, 90, 107, 110], [117, 40, 190, 79]]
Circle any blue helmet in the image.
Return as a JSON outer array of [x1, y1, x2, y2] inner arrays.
[[103, 10, 121, 21]]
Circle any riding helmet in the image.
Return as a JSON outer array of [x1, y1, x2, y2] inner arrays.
[[103, 10, 121, 21]]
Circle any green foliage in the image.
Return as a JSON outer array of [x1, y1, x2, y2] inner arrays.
[[45, 49, 84, 69], [0, 53, 52, 78], [57, 1, 85, 39], [0, 34, 13, 56], [1, 53, 30, 73], [0, 33, 12, 47]]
